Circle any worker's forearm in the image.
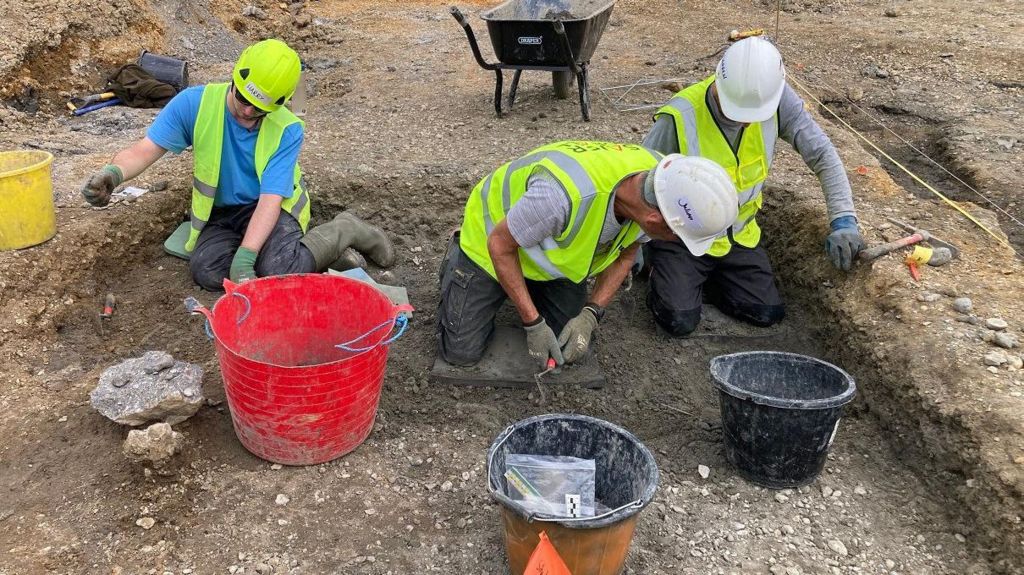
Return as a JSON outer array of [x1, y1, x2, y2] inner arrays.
[[590, 245, 638, 307], [489, 242, 539, 325], [240, 195, 284, 253], [110, 137, 167, 181]]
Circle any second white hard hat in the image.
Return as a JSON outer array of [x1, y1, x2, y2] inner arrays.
[[715, 36, 786, 123], [644, 155, 739, 256]]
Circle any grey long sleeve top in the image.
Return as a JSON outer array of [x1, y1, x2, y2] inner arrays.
[[642, 82, 856, 222]]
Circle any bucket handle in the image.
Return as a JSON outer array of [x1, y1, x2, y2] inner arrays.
[[486, 422, 646, 524], [335, 304, 415, 352], [184, 296, 215, 341]]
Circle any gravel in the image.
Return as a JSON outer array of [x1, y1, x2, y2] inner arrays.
[[985, 318, 1009, 331]]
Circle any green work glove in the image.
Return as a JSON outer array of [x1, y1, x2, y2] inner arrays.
[[557, 306, 600, 364], [825, 216, 866, 272], [81, 164, 123, 207], [229, 247, 259, 283], [523, 317, 564, 370]]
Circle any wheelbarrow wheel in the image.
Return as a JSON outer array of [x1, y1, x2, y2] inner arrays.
[[552, 70, 574, 100]]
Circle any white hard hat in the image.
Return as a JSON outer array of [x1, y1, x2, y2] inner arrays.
[[715, 36, 786, 123], [644, 155, 739, 256]]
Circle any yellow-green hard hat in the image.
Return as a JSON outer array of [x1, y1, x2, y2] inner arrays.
[[232, 39, 301, 112]]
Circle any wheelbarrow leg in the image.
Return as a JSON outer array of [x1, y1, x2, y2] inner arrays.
[[494, 69, 504, 117], [577, 64, 591, 122], [508, 70, 523, 110]]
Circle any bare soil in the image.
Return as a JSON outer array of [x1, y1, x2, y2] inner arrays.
[[1, 1, 1022, 574]]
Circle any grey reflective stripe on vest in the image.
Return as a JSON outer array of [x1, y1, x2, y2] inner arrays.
[[193, 177, 216, 199], [665, 97, 702, 156], [731, 116, 778, 234], [287, 178, 309, 222], [479, 173, 496, 233], [190, 177, 217, 232]]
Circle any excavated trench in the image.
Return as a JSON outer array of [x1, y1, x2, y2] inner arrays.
[[0, 171, 1010, 572]]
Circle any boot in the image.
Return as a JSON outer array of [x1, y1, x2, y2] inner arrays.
[[300, 211, 396, 271], [329, 248, 367, 272]]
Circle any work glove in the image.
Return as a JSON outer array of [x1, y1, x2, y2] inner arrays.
[[557, 305, 601, 364], [825, 216, 866, 272], [523, 317, 564, 370], [229, 247, 259, 283], [80, 164, 123, 207]]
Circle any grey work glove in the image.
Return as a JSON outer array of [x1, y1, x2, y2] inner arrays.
[[81, 164, 123, 207], [825, 216, 866, 272], [557, 306, 600, 364], [523, 317, 564, 370]]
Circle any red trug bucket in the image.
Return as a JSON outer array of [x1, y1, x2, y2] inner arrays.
[[187, 274, 411, 465]]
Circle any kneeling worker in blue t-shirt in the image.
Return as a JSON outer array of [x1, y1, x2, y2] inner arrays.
[[79, 39, 394, 290]]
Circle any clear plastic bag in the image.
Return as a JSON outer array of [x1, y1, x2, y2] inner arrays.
[[504, 454, 596, 518]]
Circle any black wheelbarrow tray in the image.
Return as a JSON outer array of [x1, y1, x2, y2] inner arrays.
[[450, 0, 616, 121]]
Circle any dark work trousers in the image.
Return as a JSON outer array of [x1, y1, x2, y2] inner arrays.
[[436, 237, 587, 367], [645, 239, 785, 336], [189, 203, 317, 291]]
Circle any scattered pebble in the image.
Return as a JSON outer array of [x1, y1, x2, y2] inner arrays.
[[993, 333, 1018, 349], [984, 351, 1008, 367], [821, 485, 834, 498], [916, 292, 941, 303], [985, 318, 1008, 331], [364, 508, 377, 515], [952, 297, 973, 313], [275, 494, 290, 506], [440, 480, 453, 492], [827, 539, 849, 556], [774, 492, 789, 503], [698, 465, 710, 479], [884, 8, 899, 17], [1007, 355, 1023, 370], [854, 485, 867, 496], [136, 517, 156, 530], [271, 464, 282, 470]]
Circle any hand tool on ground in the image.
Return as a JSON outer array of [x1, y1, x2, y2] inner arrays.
[[72, 96, 122, 115], [98, 293, 117, 319], [858, 218, 959, 266], [728, 28, 764, 41], [67, 92, 116, 112], [532, 358, 558, 406]]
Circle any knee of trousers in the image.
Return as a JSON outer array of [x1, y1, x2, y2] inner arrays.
[[729, 301, 786, 327], [189, 264, 228, 292], [647, 291, 701, 337], [435, 328, 486, 367]]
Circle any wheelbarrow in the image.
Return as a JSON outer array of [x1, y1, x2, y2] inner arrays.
[[450, 0, 616, 121]]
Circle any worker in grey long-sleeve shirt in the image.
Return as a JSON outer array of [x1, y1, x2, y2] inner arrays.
[[435, 141, 740, 370], [640, 36, 865, 337]]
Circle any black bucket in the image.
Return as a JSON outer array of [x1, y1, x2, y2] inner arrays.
[[709, 352, 856, 488], [487, 414, 658, 574], [138, 51, 189, 92]]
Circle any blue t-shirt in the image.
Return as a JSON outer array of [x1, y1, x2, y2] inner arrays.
[[147, 85, 303, 206]]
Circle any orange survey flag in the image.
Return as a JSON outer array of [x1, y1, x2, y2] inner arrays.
[[523, 531, 572, 575]]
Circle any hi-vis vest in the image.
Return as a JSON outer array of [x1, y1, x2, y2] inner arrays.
[[460, 141, 661, 283], [654, 75, 778, 257], [185, 82, 311, 253]]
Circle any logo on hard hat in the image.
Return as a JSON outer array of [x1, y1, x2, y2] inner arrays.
[[678, 200, 695, 221]]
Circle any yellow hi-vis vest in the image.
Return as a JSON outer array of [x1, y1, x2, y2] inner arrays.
[[459, 141, 661, 283], [185, 82, 311, 253], [654, 75, 779, 257]]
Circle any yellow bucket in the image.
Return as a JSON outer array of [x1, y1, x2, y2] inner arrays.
[[0, 150, 56, 251]]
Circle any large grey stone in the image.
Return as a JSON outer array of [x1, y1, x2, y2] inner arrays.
[[90, 351, 203, 426]]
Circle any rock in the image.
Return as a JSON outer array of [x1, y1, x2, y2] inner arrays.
[[884, 8, 898, 17], [885, 559, 896, 569], [276, 494, 290, 505], [993, 333, 1018, 349], [775, 492, 789, 503], [697, 465, 710, 479], [847, 86, 864, 102], [916, 292, 941, 303], [150, 181, 168, 192], [254, 564, 272, 575], [440, 480, 453, 492], [985, 318, 1008, 331], [827, 539, 849, 556], [242, 5, 267, 19], [996, 137, 1017, 151], [90, 352, 203, 426], [875, 68, 890, 79], [957, 315, 981, 325], [821, 485, 834, 498], [952, 298, 973, 313], [1007, 355, 1023, 370], [136, 517, 156, 530], [123, 423, 182, 468], [983, 351, 1008, 366], [854, 485, 867, 496]]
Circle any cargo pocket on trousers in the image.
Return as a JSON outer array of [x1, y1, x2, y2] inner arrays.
[[442, 265, 475, 331]]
